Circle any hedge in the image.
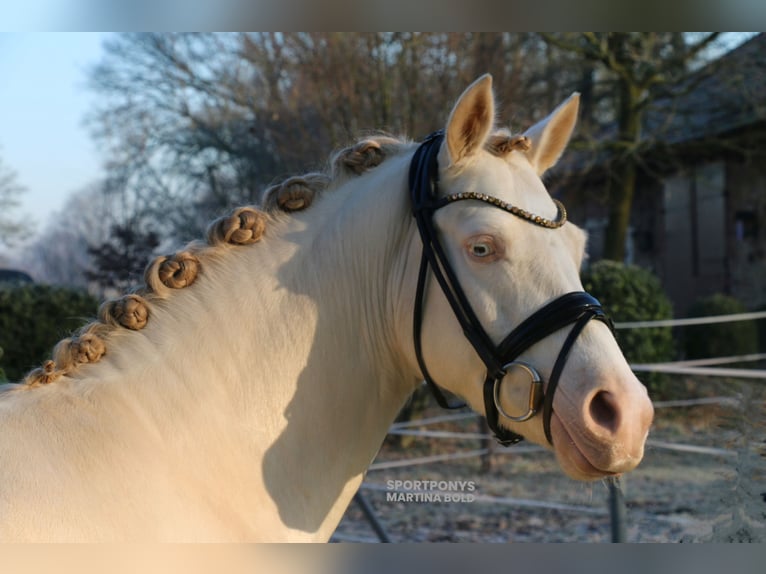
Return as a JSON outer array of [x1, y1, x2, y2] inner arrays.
[[581, 260, 675, 394], [684, 293, 757, 360], [0, 284, 99, 382]]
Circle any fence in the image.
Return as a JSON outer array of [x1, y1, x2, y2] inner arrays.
[[332, 310, 766, 543]]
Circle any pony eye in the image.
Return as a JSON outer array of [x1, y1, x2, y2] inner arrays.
[[466, 236, 498, 260], [472, 243, 493, 257]]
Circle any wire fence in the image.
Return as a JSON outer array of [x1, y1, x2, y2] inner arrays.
[[333, 309, 766, 543]]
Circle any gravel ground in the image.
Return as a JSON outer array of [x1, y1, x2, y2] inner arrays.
[[332, 378, 766, 543]]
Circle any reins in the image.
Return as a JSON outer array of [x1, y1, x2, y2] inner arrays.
[[408, 131, 613, 446]]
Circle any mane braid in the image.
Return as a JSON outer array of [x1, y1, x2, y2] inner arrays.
[[19, 134, 409, 389]]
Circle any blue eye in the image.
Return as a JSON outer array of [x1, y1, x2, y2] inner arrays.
[[471, 243, 492, 257], [466, 235, 501, 261]]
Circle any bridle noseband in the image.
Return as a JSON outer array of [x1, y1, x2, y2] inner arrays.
[[409, 131, 613, 446]]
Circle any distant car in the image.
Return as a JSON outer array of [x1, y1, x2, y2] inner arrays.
[[0, 269, 33, 286]]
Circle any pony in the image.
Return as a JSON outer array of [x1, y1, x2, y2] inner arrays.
[[0, 75, 653, 541]]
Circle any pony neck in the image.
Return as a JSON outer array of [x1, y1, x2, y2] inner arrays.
[[257, 153, 421, 538], [69, 149, 420, 540], [7, 147, 421, 541]]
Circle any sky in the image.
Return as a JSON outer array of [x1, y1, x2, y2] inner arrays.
[[0, 33, 110, 256]]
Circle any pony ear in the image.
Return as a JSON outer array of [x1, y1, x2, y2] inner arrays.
[[523, 93, 580, 175], [445, 74, 495, 165]]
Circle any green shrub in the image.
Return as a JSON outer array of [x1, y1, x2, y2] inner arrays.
[[581, 260, 675, 394], [0, 284, 99, 382], [684, 294, 757, 359], [0, 346, 6, 382]]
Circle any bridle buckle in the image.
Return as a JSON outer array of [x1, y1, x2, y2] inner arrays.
[[493, 361, 543, 422]]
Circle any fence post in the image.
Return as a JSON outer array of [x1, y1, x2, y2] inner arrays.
[[608, 476, 627, 542], [354, 492, 391, 543]]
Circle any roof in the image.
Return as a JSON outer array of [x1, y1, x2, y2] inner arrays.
[[556, 34, 766, 179], [646, 33, 766, 145]]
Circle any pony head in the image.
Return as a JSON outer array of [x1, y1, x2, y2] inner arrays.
[[412, 75, 653, 480]]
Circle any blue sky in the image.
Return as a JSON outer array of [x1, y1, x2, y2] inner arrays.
[[0, 33, 110, 253]]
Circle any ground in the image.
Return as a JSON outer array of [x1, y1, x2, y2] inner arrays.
[[333, 377, 766, 543]]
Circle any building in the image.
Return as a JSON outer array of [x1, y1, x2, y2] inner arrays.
[[556, 34, 766, 314]]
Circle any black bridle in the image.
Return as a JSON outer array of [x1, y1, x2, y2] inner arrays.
[[408, 131, 613, 446]]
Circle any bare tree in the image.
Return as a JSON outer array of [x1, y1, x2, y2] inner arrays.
[[85, 223, 160, 295], [0, 153, 26, 248], [87, 33, 559, 247], [539, 33, 727, 261], [88, 33, 286, 242], [16, 182, 116, 290]]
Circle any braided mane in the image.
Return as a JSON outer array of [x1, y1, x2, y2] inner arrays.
[[19, 131, 527, 388]]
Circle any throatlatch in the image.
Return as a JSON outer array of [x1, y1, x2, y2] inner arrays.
[[408, 131, 613, 446]]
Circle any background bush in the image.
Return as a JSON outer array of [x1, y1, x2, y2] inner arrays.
[[0, 284, 99, 382], [581, 260, 675, 394], [0, 346, 6, 382], [684, 293, 758, 359]]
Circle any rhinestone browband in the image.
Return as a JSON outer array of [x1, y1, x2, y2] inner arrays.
[[443, 192, 567, 229]]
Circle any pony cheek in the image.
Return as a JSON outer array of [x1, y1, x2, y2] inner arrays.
[[421, 306, 487, 398]]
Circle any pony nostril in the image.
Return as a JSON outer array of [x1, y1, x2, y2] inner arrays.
[[589, 391, 620, 434]]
